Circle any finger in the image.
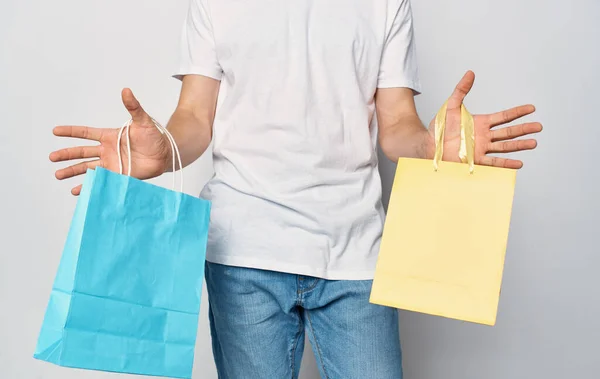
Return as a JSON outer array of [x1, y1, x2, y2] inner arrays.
[[491, 122, 543, 141], [479, 156, 523, 169], [49, 145, 101, 162], [55, 160, 102, 180], [487, 105, 536, 127], [53, 125, 104, 141], [122, 88, 150, 123], [71, 184, 83, 196], [447, 70, 475, 109], [488, 139, 537, 153]]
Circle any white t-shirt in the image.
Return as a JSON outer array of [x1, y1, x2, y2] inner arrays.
[[174, 0, 421, 280]]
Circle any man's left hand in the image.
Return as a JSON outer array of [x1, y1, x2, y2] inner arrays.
[[431, 71, 543, 169]]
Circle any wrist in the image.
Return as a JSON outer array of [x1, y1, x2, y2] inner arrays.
[[161, 133, 174, 173], [423, 129, 436, 160]]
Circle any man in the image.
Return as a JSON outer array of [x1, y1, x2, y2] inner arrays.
[[49, 0, 542, 377]]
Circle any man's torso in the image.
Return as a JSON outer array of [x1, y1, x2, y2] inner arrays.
[[187, 0, 417, 279]]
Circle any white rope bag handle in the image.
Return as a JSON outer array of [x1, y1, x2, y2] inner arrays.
[[116, 118, 184, 192]]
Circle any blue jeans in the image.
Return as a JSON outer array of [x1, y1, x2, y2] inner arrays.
[[205, 262, 403, 378]]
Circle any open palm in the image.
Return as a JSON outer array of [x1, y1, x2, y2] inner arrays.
[[50, 89, 170, 195], [432, 71, 542, 168]]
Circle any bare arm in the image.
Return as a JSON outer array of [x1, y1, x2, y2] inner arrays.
[[376, 87, 434, 163], [164, 74, 220, 170]]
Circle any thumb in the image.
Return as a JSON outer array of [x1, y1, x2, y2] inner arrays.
[[121, 88, 150, 123], [447, 70, 475, 110]]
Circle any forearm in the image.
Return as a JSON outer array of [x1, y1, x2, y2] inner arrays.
[[164, 107, 212, 171], [379, 114, 434, 162]]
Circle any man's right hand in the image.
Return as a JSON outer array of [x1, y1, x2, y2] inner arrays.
[[50, 88, 171, 195]]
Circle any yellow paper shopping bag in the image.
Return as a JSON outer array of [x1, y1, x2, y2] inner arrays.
[[370, 100, 516, 326]]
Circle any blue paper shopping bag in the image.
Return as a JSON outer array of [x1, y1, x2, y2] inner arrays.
[[34, 124, 210, 378]]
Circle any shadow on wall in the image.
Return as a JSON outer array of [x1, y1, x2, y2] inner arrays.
[[378, 147, 397, 212]]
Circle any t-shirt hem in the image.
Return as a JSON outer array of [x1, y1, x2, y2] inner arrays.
[[206, 254, 376, 281], [376, 79, 422, 95], [173, 65, 223, 81]]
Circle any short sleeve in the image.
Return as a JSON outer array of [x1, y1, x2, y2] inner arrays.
[[377, 0, 421, 93], [173, 0, 222, 81]]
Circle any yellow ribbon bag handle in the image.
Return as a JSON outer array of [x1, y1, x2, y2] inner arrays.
[[433, 100, 476, 173]]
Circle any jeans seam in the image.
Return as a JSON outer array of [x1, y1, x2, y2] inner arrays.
[[303, 278, 320, 293], [290, 312, 303, 379], [207, 289, 229, 379], [306, 311, 330, 379]]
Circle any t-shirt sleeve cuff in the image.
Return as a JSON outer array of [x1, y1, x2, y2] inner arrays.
[[376, 79, 422, 95], [172, 65, 223, 81]]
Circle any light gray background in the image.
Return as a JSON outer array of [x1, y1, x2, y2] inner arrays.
[[1, 0, 598, 378]]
